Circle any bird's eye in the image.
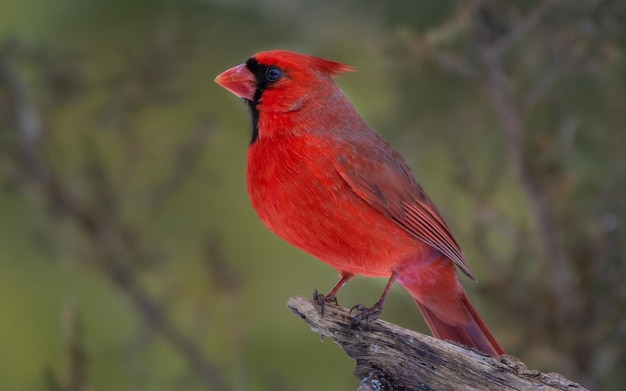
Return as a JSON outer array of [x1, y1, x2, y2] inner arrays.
[[265, 66, 283, 82]]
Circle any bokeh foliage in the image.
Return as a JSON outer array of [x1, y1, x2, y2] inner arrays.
[[1, 1, 625, 390]]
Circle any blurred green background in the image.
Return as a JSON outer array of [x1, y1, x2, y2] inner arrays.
[[1, 1, 625, 390]]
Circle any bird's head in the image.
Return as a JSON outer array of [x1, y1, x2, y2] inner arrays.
[[215, 50, 355, 142]]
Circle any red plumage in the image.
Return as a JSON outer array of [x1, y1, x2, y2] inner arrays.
[[215, 50, 505, 356]]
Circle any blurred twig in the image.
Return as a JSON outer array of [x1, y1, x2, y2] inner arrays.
[[479, 46, 577, 319], [487, 0, 559, 58], [44, 303, 91, 391], [0, 40, 232, 391], [149, 121, 216, 212], [399, 1, 626, 389], [61, 304, 90, 391]]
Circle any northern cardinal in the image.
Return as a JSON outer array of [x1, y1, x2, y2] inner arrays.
[[215, 50, 505, 356]]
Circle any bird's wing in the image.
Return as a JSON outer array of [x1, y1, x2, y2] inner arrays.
[[334, 138, 475, 281]]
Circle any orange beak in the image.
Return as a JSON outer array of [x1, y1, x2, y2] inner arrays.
[[214, 63, 256, 100]]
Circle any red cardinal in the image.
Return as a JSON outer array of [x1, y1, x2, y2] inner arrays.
[[215, 50, 505, 356]]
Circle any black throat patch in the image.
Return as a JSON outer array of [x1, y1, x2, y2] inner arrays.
[[244, 57, 272, 145]]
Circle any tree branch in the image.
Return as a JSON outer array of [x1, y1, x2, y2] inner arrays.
[[287, 296, 587, 391]]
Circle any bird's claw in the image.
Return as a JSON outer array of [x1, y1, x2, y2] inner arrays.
[[349, 303, 384, 328], [312, 289, 338, 316]]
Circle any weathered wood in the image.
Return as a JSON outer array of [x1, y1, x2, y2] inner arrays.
[[287, 296, 587, 391]]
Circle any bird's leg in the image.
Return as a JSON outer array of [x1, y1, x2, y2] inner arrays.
[[313, 272, 354, 316], [350, 271, 398, 327]]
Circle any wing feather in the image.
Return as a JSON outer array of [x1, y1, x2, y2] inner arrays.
[[335, 139, 476, 281]]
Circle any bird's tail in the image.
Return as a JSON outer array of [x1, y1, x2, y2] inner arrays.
[[398, 260, 505, 356], [413, 291, 505, 356]]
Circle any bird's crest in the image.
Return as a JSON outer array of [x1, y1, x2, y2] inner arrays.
[[252, 50, 356, 78]]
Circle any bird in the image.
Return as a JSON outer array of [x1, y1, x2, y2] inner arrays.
[[215, 49, 505, 356]]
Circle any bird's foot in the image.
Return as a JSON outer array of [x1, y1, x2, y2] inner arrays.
[[349, 302, 384, 328], [312, 289, 338, 316]]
